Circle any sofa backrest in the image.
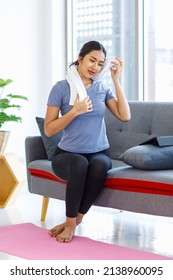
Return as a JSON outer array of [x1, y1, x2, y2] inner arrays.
[[105, 101, 173, 159]]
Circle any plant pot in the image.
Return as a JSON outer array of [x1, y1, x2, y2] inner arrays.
[[0, 131, 10, 155]]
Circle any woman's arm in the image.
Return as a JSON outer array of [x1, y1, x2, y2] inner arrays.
[[106, 58, 131, 122], [44, 95, 92, 137]]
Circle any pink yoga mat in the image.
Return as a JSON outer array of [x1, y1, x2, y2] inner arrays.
[[0, 223, 172, 260]]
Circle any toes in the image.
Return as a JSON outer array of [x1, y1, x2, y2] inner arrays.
[[64, 238, 71, 243], [50, 232, 59, 238], [56, 236, 65, 243], [48, 228, 57, 237], [56, 235, 71, 243], [56, 228, 74, 243], [48, 224, 65, 237]]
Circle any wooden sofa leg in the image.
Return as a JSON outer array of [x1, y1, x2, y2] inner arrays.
[[41, 196, 49, 221]]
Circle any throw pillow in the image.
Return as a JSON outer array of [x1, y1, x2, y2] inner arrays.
[[36, 117, 63, 160], [119, 144, 173, 170]]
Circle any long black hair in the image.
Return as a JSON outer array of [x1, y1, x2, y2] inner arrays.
[[70, 40, 107, 67]]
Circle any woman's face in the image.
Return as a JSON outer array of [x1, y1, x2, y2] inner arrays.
[[77, 50, 105, 80]]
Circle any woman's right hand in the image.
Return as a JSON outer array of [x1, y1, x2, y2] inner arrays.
[[73, 95, 93, 116], [44, 95, 93, 137]]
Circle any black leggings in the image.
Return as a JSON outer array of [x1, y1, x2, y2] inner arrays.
[[52, 147, 112, 218]]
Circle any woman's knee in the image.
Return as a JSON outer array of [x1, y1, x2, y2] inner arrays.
[[52, 153, 89, 180], [89, 155, 112, 174], [51, 154, 69, 180], [70, 154, 89, 177]]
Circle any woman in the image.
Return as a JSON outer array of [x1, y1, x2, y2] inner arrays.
[[44, 40, 131, 243]]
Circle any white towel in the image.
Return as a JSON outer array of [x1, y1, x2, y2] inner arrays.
[[66, 65, 87, 106], [92, 57, 115, 80], [66, 58, 115, 105]]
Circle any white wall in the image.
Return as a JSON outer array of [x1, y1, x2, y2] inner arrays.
[[0, 0, 66, 161]]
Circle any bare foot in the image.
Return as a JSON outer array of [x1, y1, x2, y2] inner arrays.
[[56, 217, 77, 243], [56, 224, 76, 243], [49, 213, 85, 242], [48, 223, 65, 237]]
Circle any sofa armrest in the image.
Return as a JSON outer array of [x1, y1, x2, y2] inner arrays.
[[25, 136, 48, 164], [25, 136, 48, 191]]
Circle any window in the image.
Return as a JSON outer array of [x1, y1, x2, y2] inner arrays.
[[67, 0, 137, 100], [67, 0, 173, 101], [144, 0, 173, 101]]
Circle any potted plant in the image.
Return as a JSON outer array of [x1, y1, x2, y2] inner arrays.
[[0, 78, 28, 154]]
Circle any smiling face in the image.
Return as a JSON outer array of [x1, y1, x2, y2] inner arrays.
[[77, 50, 105, 80]]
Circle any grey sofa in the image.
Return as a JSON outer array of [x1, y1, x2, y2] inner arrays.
[[25, 101, 173, 221]]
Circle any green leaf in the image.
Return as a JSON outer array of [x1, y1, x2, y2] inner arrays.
[[0, 99, 21, 110], [0, 79, 6, 88], [7, 94, 28, 100], [5, 79, 13, 85], [0, 98, 10, 109], [0, 112, 7, 123], [0, 79, 13, 88], [0, 112, 22, 125], [0, 78, 28, 128]]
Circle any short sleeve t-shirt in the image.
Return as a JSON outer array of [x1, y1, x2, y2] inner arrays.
[[47, 79, 115, 153]]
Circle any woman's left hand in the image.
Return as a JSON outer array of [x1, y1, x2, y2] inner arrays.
[[110, 58, 123, 80]]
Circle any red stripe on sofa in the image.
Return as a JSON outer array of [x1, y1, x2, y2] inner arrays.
[[105, 178, 173, 196], [29, 168, 173, 196], [28, 168, 67, 184]]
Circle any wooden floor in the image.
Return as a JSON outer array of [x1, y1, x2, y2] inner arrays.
[[0, 185, 173, 259]]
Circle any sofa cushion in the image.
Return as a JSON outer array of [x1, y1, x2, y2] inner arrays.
[[36, 117, 63, 160], [105, 166, 173, 195], [119, 144, 173, 170], [28, 159, 173, 196]]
